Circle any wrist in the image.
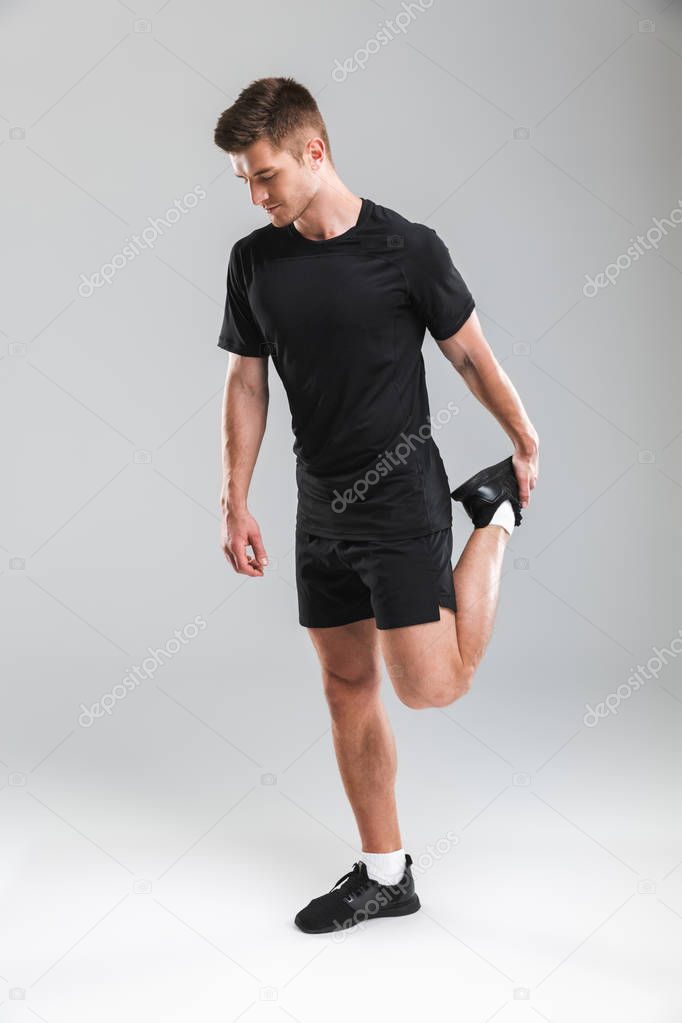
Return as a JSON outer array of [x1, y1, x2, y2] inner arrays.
[[221, 483, 248, 516], [513, 429, 539, 458]]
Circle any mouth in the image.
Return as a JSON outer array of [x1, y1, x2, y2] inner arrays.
[[265, 204, 280, 214]]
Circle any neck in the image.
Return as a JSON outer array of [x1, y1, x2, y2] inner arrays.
[[292, 184, 362, 241]]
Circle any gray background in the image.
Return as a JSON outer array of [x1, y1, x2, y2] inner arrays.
[[2, 0, 682, 1019]]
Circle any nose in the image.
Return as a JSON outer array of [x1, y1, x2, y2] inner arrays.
[[249, 184, 269, 207]]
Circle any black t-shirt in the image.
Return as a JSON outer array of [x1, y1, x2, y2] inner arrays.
[[218, 197, 475, 540]]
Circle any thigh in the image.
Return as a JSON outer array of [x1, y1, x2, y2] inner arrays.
[[351, 529, 461, 689], [295, 527, 375, 630], [377, 605, 459, 689], [350, 529, 456, 632]]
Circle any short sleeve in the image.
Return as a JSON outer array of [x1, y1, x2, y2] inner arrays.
[[407, 228, 475, 342], [218, 242, 269, 357]]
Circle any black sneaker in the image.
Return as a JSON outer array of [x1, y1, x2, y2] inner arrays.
[[294, 854, 421, 934], [451, 455, 523, 528]]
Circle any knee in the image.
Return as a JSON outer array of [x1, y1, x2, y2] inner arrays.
[[322, 666, 381, 714], [397, 663, 474, 710], [430, 667, 474, 707]]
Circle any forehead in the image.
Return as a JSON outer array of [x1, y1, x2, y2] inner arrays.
[[230, 139, 285, 177]]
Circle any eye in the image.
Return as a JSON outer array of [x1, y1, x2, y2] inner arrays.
[[262, 174, 275, 182]]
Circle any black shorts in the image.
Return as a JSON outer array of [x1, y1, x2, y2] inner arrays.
[[295, 526, 457, 630]]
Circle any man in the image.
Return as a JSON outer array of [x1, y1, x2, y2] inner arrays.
[[214, 77, 539, 934]]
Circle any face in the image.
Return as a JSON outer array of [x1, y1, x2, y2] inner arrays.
[[230, 137, 320, 226]]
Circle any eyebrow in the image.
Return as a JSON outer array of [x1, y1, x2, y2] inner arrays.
[[234, 166, 276, 180]]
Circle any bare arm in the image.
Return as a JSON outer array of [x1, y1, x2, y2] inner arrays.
[[220, 353, 270, 576], [437, 309, 539, 507]]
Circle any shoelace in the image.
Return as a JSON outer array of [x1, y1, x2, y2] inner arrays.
[[329, 861, 372, 899]]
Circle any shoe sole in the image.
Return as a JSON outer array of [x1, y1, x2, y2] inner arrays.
[[295, 894, 421, 934]]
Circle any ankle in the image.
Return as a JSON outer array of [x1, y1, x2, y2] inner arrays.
[[487, 499, 515, 537], [361, 847, 406, 885]]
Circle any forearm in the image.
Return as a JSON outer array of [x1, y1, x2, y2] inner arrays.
[[221, 373, 268, 513], [458, 354, 538, 454]]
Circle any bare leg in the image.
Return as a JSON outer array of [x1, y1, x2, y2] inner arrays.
[[379, 524, 509, 709], [451, 523, 509, 668], [306, 617, 402, 852]]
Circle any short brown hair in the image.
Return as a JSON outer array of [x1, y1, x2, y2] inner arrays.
[[214, 77, 332, 163]]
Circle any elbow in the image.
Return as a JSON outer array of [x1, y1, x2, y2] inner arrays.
[[454, 352, 475, 374], [227, 362, 269, 402], [242, 382, 269, 405]]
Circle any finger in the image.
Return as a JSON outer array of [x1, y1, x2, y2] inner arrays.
[[518, 474, 530, 507], [512, 462, 526, 502], [233, 541, 261, 576], [249, 532, 269, 569], [246, 554, 264, 576], [222, 543, 237, 571]]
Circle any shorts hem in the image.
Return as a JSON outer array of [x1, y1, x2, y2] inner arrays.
[[298, 612, 376, 630], [375, 600, 456, 630]]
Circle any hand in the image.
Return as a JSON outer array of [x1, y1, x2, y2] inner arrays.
[[221, 509, 268, 576], [512, 441, 539, 509]]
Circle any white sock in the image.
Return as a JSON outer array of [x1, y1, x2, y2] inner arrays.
[[361, 847, 406, 886], [489, 499, 515, 536]]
